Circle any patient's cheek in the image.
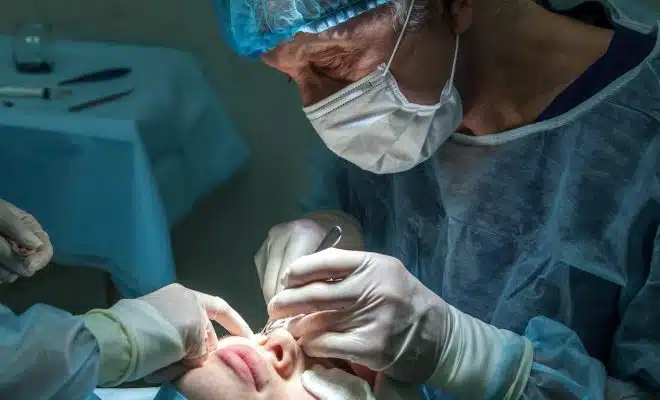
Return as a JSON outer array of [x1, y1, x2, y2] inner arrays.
[[175, 369, 218, 400], [350, 363, 377, 388]]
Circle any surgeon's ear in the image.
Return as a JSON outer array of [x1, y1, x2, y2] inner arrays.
[[448, 0, 473, 34]]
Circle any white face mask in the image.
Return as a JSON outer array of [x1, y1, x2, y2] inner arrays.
[[303, 1, 462, 174]]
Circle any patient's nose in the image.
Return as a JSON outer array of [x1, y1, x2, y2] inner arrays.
[[261, 328, 299, 379]]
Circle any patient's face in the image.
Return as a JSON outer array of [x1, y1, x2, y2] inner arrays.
[[176, 328, 375, 400]]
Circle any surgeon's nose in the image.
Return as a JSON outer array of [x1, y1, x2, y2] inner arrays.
[[261, 329, 298, 379]]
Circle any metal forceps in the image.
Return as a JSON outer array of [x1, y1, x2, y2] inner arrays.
[[259, 226, 343, 336]]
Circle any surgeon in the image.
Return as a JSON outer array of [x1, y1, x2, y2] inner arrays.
[[213, 0, 660, 398], [0, 199, 254, 399]]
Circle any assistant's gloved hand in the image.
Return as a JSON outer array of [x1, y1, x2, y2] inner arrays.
[[0, 199, 53, 283], [302, 365, 375, 400], [254, 218, 329, 303], [81, 283, 254, 387], [269, 249, 534, 399]]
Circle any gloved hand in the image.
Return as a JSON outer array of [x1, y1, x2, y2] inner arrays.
[[269, 249, 534, 398], [302, 365, 375, 400], [254, 218, 328, 303], [82, 283, 254, 387], [269, 248, 446, 381], [0, 199, 53, 283]]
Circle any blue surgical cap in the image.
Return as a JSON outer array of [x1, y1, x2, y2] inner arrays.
[[213, 0, 391, 57]]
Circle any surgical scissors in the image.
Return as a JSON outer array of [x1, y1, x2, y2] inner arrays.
[[259, 225, 343, 336]]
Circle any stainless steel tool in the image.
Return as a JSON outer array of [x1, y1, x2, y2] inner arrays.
[[68, 88, 134, 112], [59, 67, 132, 86], [259, 225, 343, 336], [0, 86, 72, 99], [314, 225, 342, 252]]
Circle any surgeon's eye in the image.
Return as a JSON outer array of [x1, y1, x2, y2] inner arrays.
[[313, 58, 344, 73], [311, 59, 352, 83]]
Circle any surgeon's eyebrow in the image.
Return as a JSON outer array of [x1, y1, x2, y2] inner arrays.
[[304, 43, 367, 81]]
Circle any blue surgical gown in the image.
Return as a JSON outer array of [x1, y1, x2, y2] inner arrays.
[[303, 22, 660, 400], [0, 304, 100, 399]]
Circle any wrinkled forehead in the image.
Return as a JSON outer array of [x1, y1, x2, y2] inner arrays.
[[213, 0, 391, 57]]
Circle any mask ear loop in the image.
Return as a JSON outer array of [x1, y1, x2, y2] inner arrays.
[[442, 35, 460, 97], [382, 0, 461, 99], [382, 0, 416, 76]]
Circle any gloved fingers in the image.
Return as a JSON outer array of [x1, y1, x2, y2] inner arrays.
[[281, 248, 367, 289], [22, 249, 52, 275], [268, 280, 357, 319], [302, 365, 373, 400], [286, 310, 342, 338], [280, 225, 326, 274], [0, 240, 51, 278], [0, 236, 30, 277], [262, 233, 289, 302], [8, 232, 52, 277], [298, 331, 370, 365], [185, 314, 213, 361], [194, 291, 254, 339], [0, 203, 43, 250], [0, 266, 18, 283], [277, 235, 319, 295], [301, 365, 347, 399], [144, 362, 190, 384], [206, 320, 220, 354], [182, 352, 208, 368], [254, 239, 269, 285], [10, 240, 36, 256], [22, 230, 52, 274]]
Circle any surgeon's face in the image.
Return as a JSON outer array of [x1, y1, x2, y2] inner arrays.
[[176, 328, 375, 400], [261, 3, 467, 107]]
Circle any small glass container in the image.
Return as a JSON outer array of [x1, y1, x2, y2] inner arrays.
[[12, 21, 55, 74]]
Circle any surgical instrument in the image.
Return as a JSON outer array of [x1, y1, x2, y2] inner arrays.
[[259, 226, 343, 336], [59, 67, 132, 86], [314, 225, 342, 252], [260, 314, 305, 337], [316, 225, 344, 282], [68, 89, 134, 112], [0, 86, 72, 99]]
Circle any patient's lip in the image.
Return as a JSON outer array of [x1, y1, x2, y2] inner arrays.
[[216, 344, 268, 391]]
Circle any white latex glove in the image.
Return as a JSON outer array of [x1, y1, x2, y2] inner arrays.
[[302, 365, 375, 400], [254, 218, 328, 303], [0, 199, 53, 283], [269, 249, 534, 399], [82, 283, 254, 386]]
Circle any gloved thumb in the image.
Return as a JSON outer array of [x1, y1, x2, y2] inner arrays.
[[0, 207, 42, 249]]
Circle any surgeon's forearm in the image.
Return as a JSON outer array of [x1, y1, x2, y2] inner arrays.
[[305, 210, 365, 251]]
